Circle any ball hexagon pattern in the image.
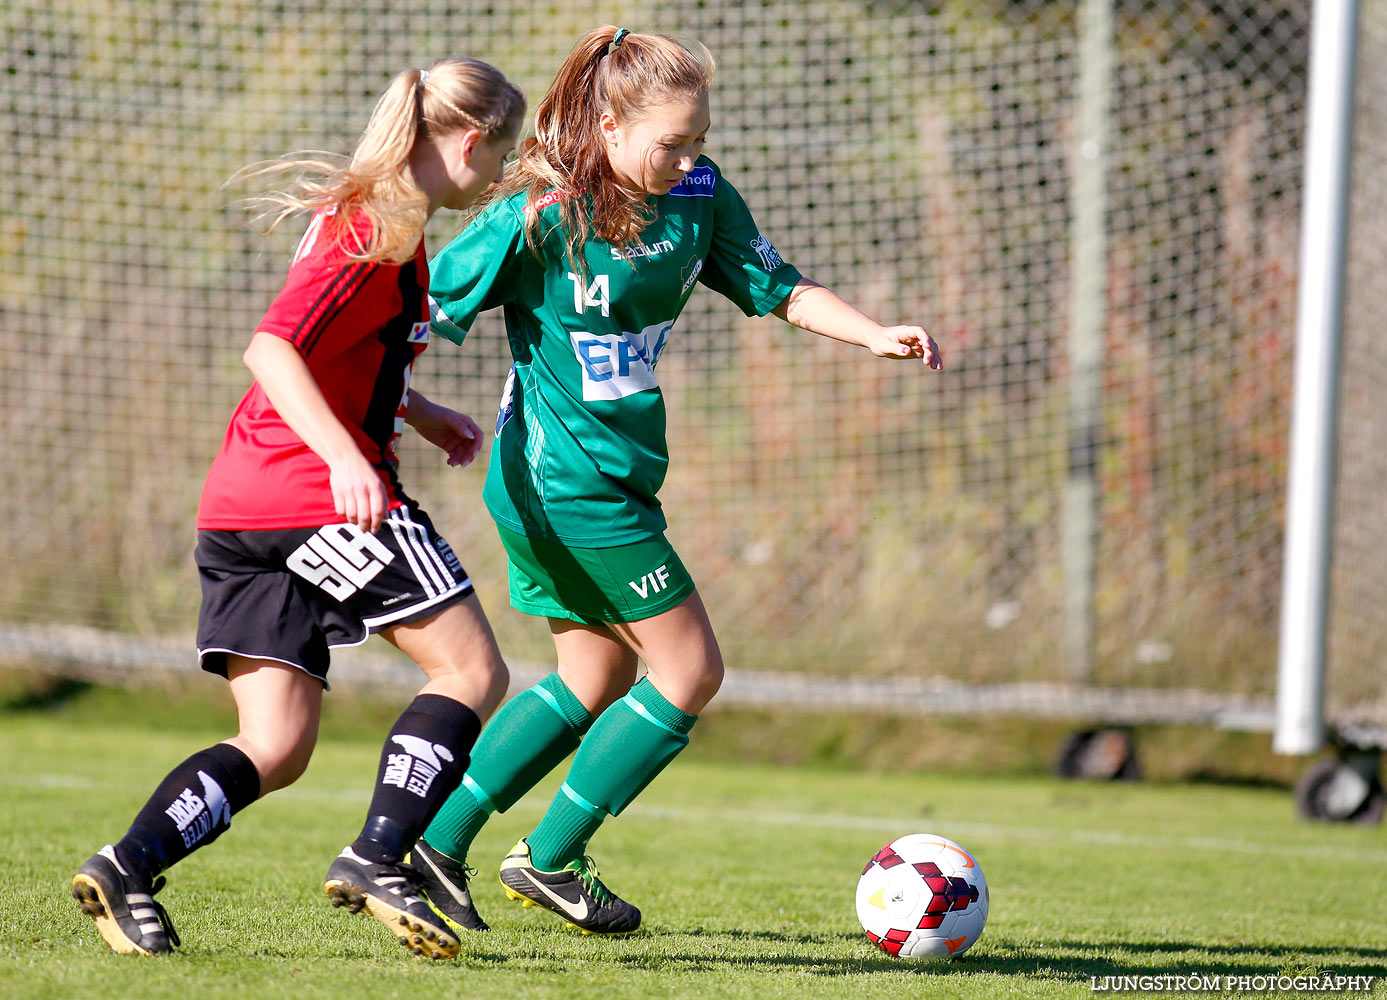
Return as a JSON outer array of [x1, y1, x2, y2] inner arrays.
[[855, 833, 989, 959]]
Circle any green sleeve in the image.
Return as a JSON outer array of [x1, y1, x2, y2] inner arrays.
[[697, 168, 803, 317], [427, 198, 527, 345]]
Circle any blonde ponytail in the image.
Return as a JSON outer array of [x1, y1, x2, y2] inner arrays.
[[236, 57, 524, 263]]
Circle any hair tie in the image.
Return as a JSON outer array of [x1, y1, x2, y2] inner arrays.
[[607, 28, 630, 56], [418, 69, 430, 88]]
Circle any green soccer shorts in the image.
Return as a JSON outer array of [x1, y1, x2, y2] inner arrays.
[[496, 525, 696, 624]]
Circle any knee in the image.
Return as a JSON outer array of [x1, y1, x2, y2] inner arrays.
[[233, 729, 316, 795], [570, 666, 639, 716], [423, 651, 510, 718], [482, 658, 510, 709], [691, 654, 725, 708], [651, 650, 724, 715]]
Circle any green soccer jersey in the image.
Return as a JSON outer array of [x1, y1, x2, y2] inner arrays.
[[429, 156, 803, 546]]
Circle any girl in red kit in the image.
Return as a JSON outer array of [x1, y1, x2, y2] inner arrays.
[[71, 56, 523, 960]]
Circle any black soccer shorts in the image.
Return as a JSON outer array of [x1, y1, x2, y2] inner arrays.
[[195, 501, 474, 685]]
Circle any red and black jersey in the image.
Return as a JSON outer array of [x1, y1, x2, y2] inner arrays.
[[198, 211, 432, 529]]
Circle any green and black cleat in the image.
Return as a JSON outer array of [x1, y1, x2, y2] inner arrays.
[[407, 838, 490, 933], [498, 839, 640, 935]]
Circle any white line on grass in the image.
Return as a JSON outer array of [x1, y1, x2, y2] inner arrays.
[[623, 804, 1387, 863], [22, 772, 1387, 864]]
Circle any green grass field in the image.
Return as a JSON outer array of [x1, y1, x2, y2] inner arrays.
[[3, 689, 1386, 1000]]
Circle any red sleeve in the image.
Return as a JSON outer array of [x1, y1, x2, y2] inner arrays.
[[256, 212, 380, 359]]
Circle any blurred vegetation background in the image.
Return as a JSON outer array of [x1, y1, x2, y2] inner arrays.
[[1, 1, 1383, 726]]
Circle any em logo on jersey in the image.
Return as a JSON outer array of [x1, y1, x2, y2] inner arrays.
[[569, 321, 674, 401]]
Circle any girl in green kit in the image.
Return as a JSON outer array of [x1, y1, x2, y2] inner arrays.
[[412, 25, 942, 935]]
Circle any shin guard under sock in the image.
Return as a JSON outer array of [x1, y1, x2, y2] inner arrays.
[[115, 742, 261, 877], [527, 678, 697, 871]]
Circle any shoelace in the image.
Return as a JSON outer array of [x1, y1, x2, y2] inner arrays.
[[572, 856, 613, 906], [423, 845, 477, 886], [148, 876, 181, 948], [387, 862, 429, 900]]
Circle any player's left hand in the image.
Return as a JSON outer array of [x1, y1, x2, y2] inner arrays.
[[871, 326, 942, 370], [411, 400, 484, 468]]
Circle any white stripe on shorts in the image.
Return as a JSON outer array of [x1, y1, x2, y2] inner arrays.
[[396, 507, 453, 594], [387, 515, 439, 599]]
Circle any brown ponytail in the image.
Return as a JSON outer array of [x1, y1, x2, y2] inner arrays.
[[486, 26, 714, 272]]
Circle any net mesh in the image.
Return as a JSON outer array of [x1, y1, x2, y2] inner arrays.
[[1, 1, 1380, 726]]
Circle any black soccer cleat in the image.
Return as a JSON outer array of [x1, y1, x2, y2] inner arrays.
[[324, 846, 460, 959], [71, 845, 180, 955], [498, 839, 641, 935], [406, 838, 490, 932]]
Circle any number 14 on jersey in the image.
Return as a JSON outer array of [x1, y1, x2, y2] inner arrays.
[[568, 272, 610, 317]]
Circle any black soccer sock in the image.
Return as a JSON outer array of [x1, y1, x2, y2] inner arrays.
[[115, 742, 261, 878], [350, 694, 482, 864]]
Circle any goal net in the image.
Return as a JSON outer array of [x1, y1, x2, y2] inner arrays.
[[2, 0, 1381, 734]]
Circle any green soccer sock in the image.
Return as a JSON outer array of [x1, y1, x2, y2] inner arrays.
[[527, 677, 698, 872], [423, 672, 592, 860]]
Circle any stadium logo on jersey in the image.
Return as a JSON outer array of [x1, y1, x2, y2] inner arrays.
[[611, 239, 675, 261], [383, 735, 455, 798], [668, 165, 716, 198], [569, 321, 674, 401], [680, 257, 704, 295], [751, 233, 785, 271], [407, 320, 430, 343], [164, 771, 231, 849]]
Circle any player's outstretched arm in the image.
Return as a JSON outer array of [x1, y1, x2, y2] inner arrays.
[[771, 278, 942, 370], [405, 389, 483, 469], [242, 331, 388, 533]]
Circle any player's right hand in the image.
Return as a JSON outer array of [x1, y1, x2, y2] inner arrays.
[[872, 325, 942, 369], [330, 454, 388, 534]]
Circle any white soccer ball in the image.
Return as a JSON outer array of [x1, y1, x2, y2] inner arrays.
[[856, 833, 989, 959]]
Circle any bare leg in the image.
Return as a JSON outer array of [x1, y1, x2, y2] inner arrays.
[[224, 656, 325, 795], [604, 590, 724, 713], [548, 590, 723, 714], [549, 619, 639, 716], [382, 592, 509, 719]]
